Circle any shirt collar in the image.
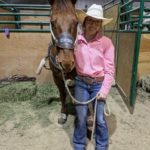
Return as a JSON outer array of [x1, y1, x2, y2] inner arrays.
[[95, 32, 103, 41]]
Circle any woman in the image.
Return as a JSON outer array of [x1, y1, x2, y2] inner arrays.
[[73, 4, 115, 150]]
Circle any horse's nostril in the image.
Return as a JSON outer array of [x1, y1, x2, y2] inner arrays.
[[72, 61, 75, 67], [72, 61, 75, 65]]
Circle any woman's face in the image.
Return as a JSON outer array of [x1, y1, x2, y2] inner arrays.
[[84, 17, 102, 37]]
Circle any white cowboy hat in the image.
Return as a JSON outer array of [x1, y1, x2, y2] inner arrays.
[[77, 4, 113, 26]]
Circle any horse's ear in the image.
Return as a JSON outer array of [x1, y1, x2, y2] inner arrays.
[[47, 0, 55, 5], [71, 0, 77, 5]]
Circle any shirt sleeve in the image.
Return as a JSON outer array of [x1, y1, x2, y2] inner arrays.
[[99, 39, 115, 97]]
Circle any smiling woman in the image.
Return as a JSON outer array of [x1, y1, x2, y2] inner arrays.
[[73, 4, 114, 150]]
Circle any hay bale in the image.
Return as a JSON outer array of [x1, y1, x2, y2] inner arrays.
[[0, 82, 37, 103], [137, 75, 150, 93]]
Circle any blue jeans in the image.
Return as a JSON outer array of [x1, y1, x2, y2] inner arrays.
[[73, 76, 108, 150]]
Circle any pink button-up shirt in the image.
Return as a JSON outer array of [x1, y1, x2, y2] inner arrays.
[[74, 33, 115, 97]]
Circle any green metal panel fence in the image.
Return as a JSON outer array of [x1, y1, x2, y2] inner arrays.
[[0, 2, 51, 32]]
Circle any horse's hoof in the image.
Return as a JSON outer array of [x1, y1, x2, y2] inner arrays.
[[58, 113, 67, 124]]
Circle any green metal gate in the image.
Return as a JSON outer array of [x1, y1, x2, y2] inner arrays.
[[104, 0, 150, 113]]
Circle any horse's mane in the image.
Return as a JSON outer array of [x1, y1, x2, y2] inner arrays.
[[52, 0, 76, 13]]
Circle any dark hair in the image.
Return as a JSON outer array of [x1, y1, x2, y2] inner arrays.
[[83, 17, 88, 27]]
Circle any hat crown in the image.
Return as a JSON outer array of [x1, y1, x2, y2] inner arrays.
[[86, 4, 103, 19], [76, 4, 113, 26]]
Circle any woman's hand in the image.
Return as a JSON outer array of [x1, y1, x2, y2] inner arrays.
[[96, 92, 107, 101]]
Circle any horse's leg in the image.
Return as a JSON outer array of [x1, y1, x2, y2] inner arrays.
[[53, 74, 68, 124]]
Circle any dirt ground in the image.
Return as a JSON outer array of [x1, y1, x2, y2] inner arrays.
[[0, 84, 150, 150]]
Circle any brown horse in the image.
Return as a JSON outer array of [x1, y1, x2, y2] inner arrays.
[[48, 0, 78, 124]]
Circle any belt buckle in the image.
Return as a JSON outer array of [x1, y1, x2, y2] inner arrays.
[[81, 76, 96, 85], [86, 77, 94, 84]]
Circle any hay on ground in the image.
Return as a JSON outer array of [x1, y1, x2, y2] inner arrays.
[[0, 82, 37, 103]]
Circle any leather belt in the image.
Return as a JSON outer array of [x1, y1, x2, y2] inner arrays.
[[78, 75, 104, 85]]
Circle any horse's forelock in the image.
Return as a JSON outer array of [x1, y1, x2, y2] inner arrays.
[[52, 0, 76, 14]]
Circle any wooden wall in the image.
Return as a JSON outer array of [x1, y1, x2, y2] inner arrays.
[[0, 33, 53, 84], [0, 8, 15, 29], [116, 33, 136, 99]]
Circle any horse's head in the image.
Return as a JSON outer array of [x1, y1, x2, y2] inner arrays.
[[49, 0, 78, 73]]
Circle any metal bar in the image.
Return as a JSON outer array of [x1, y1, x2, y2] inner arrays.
[[142, 23, 150, 26], [14, 10, 21, 29], [0, 21, 50, 25], [120, 0, 133, 9], [141, 31, 150, 33], [144, 0, 150, 2], [119, 30, 137, 32], [103, 0, 115, 7], [0, 4, 50, 8], [119, 19, 139, 25], [133, 22, 150, 26], [10, 7, 51, 11], [120, 7, 139, 16], [132, 15, 150, 19], [104, 29, 118, 32], [130, 0, 144, 107], [104, 2, 120, 10], [104, 30, 138, 33], [0, 0, 7, 4], [144, 8, 150, 11], [0, 13, 50, 16], [131, 15, 139, 18], [0, 29, 50, 32], [143, 16, 150, 18], [128, 0, 133, 29]]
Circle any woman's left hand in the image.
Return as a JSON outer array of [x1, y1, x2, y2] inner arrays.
[[96, 92, 107, 101]]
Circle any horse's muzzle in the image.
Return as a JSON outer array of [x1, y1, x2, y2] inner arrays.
[[59, 62, 75, 73], [56, 32, 75, 49]]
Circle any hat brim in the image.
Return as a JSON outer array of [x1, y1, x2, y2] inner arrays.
[[76, 9, 113, 26]]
